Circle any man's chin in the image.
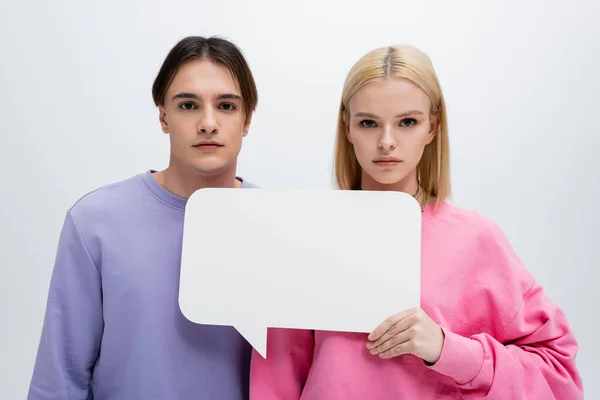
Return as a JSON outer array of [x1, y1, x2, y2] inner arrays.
[[190, 161, 232, 175]]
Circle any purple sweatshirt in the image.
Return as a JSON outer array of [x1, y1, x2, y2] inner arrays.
[[28, 170, 257, 400]]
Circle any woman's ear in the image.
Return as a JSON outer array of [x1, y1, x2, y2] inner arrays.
[[426, 115, 438, 144], [344, 112, 353, 143], [345, 123, 353, 143]]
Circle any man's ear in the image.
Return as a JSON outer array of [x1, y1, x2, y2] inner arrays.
[[159, 106, 169, 134], [242, 113, 253, 137], [426, 115, 438, 144]]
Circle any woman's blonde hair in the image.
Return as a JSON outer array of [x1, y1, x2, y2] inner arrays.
[[334, 44, 451, 205]]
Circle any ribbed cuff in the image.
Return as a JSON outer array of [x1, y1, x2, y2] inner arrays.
[[427, 327, 485, 385]]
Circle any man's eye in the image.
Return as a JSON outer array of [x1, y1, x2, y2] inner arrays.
[[179, 102, 195, 110], [220, 103, 236, 111]]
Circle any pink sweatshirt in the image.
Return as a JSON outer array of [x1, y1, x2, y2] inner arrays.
[[249, 201, 583, 399]]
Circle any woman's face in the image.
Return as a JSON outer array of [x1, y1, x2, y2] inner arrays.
[[346, 78, 437, 191]]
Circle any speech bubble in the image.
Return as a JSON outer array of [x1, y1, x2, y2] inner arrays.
[[178, 189, 422, 358]]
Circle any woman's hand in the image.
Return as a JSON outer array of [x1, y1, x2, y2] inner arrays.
[[366, 307, 445, 365]]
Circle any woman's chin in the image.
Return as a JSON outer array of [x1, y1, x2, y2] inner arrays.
[[373, 172, 408, 186]]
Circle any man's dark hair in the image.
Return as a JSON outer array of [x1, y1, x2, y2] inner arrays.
[[152, 36, 258, 124]]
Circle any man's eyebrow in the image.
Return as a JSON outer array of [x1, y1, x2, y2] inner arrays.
[[215, 93, 242, 101], [172, 92, 200, 101], [171, 92, 242, 101]]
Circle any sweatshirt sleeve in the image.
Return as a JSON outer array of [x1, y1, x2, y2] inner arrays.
[[250, 328, 314, 399], [427, 219, 583, 399], [28, 210, 104, 400]]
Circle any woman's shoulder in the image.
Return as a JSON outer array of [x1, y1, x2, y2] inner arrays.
[[424, 200, 504, 239], [425, 200, 535, 291]]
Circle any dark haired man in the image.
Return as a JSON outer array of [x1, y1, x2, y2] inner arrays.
[[28, 36, 258, 400]]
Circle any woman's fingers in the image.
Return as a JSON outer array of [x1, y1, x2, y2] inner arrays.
[[367, 307, 418, 343], [368, 325, 414, 355]]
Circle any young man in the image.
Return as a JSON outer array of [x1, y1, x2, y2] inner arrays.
[[28, 36, 259, 399]]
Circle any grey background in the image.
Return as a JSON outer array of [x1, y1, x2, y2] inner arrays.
[[1, 0, 598, 398]]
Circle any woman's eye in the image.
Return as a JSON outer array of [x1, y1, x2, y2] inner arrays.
[[400, 118, 417, 127], [179, 102, 195, 110], [360, 120, 377, 128], [220, 103, 236, 111]]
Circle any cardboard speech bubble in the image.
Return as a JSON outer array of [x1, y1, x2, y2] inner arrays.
[[178, 188, 422, 358]]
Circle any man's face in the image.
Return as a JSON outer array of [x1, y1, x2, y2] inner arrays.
[[159, 59, 250, 175]]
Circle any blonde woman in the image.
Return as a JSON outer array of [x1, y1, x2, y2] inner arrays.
[[249, 45, 583, 399]]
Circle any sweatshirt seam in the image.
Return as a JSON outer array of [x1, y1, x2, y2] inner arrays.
[[460, 263, 536, 387], [139, 177, 185, 212], [459, 279, 535, 387], [68, 210, 101, 274], [497, 276, 536, 342]]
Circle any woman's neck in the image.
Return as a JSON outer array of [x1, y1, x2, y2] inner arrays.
[[360, 172, 434, 206], [360, 172, 419, 195]]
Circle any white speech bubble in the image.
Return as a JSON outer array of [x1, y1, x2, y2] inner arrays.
[[178, 189, 422, 358]]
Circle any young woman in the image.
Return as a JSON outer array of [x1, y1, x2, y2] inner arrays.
[[249, 45, 583, 399]]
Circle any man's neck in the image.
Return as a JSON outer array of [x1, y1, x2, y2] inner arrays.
[[153, 163, 241, 199]]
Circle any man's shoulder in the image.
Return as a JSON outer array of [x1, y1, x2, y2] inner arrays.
[[68, 172, 146, 222], [241, 178, 259, 189]]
